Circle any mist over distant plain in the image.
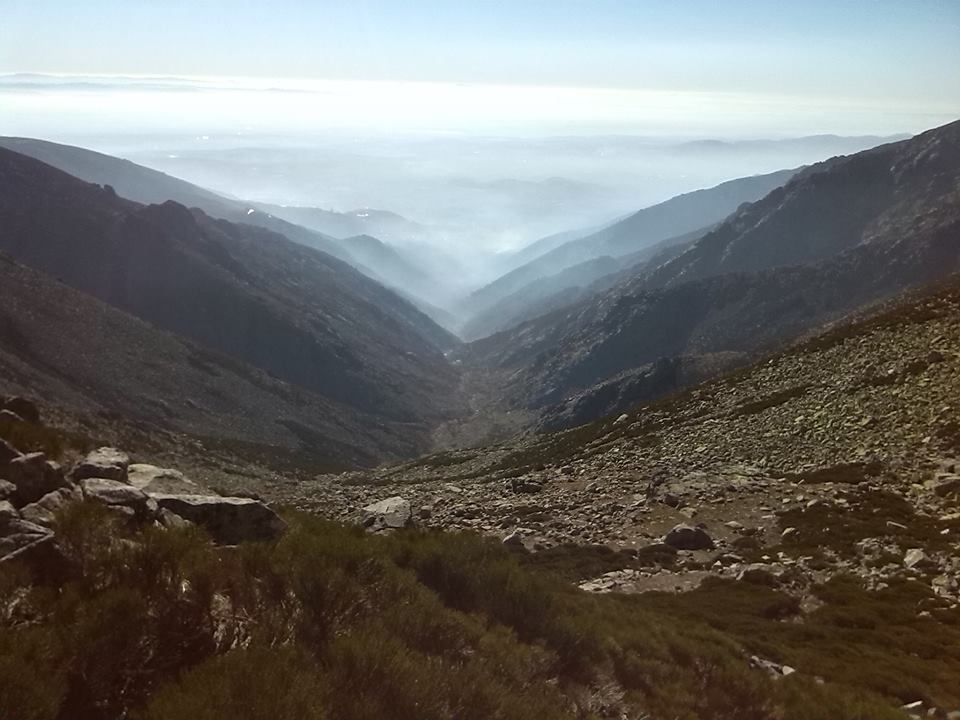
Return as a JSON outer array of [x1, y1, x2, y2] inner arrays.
[[0, 74, 928, 272]]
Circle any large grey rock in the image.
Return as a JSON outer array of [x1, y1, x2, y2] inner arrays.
[[150, 494, 286, 544], [19, 485, 82, 528], [361, 496, 412, 532], [80, 478, 153, 519], [663, 523, 715, 551], [72, 447, 130, 483], [6, 453, 66, 506], [1, 396, 40, 424], [128, 463, 205, 494]]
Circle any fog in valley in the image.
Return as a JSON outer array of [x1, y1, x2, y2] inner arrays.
[[0, 73, 937, 328]]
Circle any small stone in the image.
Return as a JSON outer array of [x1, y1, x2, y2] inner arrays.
[[904, 548, 928, 569], [502, 530, 524, 547], [662, 492, 682, 508]]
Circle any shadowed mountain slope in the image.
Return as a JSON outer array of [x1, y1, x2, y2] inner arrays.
[[0, 136, 355, 262], [0, 147, 462, 445], [0, 255, 435, 466], [464, 121, 960, 429]]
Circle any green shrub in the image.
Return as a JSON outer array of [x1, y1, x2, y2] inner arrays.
[[2, 505, 951, 720], [142, 646, 327, 720]]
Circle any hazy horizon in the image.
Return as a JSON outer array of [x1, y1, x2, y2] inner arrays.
[[1, 1, 958, 268]]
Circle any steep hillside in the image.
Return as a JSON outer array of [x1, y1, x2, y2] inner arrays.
[[0, 255, 429, 466], [275, 272, 960, 718], [0, 148, 461, 440], [464, 167, 798, 321], [461, 225, 710, 341], [464, 121, 960, 428], [4, 276, 959, 720]]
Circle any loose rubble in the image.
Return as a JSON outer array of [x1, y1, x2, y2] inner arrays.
[[264, 286, 960, 617]]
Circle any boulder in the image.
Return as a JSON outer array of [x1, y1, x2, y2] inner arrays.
[[361, 496, 412, 531], [72, 447, 130, 484], [663, 523, 714, 551], [19, 485, 82, 528], [903, 548, 929, 569], [128, 463, 205, 494], [502, 530, 524, 547], [150, 494, 286, 544], [80, 478, 153, 520], [6, 453, 66, 506], [1, 396, 40, 424]]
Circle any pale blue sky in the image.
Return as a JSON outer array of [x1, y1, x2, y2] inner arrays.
[[2, 0, 959, 103], [1, 1, 958, 140]]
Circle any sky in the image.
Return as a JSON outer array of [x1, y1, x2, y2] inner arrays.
[[0, 0, 958, 138]]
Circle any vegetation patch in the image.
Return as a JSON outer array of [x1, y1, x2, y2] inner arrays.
[[774, 489, 958, 560], [3, 504, 955, 719]]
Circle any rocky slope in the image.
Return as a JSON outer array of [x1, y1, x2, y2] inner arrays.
[[0, 148, 463, 456], [465, 121, 960, 430], [283, 274, 960, 626]]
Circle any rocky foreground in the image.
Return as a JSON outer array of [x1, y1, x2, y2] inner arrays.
[[279, 280, 960, 630], [1, 398, 285, 566], [2, 282, 960, 719]]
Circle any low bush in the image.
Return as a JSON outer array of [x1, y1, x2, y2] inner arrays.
[[2, 504, 952, 720]]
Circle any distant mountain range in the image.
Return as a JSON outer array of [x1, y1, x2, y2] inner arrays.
[[459, 167, 798, 339]]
